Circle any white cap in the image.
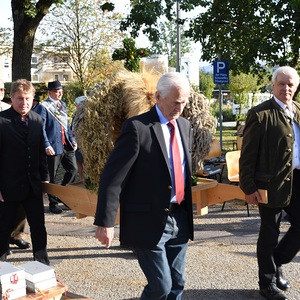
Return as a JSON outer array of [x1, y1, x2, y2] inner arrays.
[[75, 96, 87, 105]]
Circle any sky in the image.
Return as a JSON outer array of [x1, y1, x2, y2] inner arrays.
[[1, 1, 13, 27]]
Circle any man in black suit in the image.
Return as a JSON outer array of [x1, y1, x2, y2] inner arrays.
[[34, 81, 77, 214], [0, 79, 50, 265], [95, 72, 194, 299], [0, 79, 30, 252]]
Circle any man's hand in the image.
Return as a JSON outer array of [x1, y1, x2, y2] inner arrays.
[[45, 146, 55, 156], [245, 191, 263, 205], [95, 226, 114, 248], [0, 191, 4, 202]]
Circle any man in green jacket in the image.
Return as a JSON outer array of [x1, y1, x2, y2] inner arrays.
[[240, 66, 300, 300]]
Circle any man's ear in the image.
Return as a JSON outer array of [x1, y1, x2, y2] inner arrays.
[[155, 91, 161, 102]]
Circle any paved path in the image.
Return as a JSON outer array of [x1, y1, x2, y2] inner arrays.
[[10, 200, 297, 300]]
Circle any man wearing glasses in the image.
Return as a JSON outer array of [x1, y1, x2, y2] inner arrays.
[[34, 81, 77, 214]]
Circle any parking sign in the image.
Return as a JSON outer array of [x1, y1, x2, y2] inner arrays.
[[213, 60, 229, 84]]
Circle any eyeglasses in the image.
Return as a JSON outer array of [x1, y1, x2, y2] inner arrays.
[[0, 88, 5, 92]]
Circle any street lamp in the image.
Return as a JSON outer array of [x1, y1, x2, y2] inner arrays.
[[176, 0, 181, 72]]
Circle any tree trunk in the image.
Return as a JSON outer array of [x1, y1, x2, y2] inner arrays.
[[12, 27, 37, 81], [11, 0, 55, 81]]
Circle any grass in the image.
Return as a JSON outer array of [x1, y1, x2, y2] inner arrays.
[[215, 126, 237, 152]]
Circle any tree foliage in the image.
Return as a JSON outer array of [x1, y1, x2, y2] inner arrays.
[[199, 71, 214, 99], [123, 0, 300, 75], [112, 38, 151, 72], [36, 0, 124, 93], [149, 20, 191, 68]]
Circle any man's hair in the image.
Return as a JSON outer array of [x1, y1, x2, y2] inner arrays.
[[156, 72, 190, 99], [10, 79, 35, 97], [272, 66, 300, 84]]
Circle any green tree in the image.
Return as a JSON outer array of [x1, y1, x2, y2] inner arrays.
[[112, 37, 150, 72], [149, 20, 191, 68], [229, 72, 269, 119], [37, 0, 123, 93], [122, 0, 300, 75], [199, 71, 214, 99]]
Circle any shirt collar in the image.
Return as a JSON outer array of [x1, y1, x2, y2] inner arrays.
[[274, 96, 292, 111], [48, 96, 60, 104], [155, 104, 170, 125]]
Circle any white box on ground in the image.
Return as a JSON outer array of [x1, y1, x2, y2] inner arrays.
[[0, 262, 26, 299], [26, 277, 57, 292], [19, 261, 55, 283], [19, 261, 57, 291]]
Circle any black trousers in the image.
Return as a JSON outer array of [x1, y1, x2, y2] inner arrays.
[[257, 169, 300, 287], [0, 188, 48, 260], [47, 148, 77, 206], [10, 205, 26, 240]]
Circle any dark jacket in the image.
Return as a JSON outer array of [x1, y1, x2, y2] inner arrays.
[[94, 106, 194, 248], [0, 107, 49, 202], [239, 98, 300, 208]]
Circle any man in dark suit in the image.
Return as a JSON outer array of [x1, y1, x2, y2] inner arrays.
[[240, 66, 300, 300], [0, 79, 50, 265], [34, 81, 77, 214], [94, 72, 194, 299], [0, 79, 31, 253]]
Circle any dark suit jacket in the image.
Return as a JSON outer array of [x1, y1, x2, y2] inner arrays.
[[94, 106, 194, 248], [33, 98, 75, 155], [0, 107, 49, 202], [240, 98, 300, 208]]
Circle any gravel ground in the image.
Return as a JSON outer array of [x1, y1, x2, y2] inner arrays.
[[7, 200, 300, 300]]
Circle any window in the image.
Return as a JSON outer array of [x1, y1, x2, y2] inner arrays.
[[62, 74, 69, 81], [31, 57, 38, 64], [54, 74, 59, 81]]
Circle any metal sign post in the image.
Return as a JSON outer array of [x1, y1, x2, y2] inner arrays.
[[213, 58, 229, 150]]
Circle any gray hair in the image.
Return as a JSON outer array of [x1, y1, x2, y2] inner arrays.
[[156, 72, 190, 99], [272, 66, 300, 84]]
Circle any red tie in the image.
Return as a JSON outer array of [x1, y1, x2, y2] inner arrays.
[[168, 120, 184, 204], [57, 102, 66, 145]]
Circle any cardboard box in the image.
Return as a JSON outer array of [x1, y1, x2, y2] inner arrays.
[[19, 261, 55, 283], [19, 261, 57, 292], [26, 277, 57, 292], [0, 262, 26, 299]]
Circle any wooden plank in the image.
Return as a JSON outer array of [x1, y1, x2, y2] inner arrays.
[[192, 183, 268, 215], [43, 179, 266, 219], [16, 285, 66, 300], [42, 182, 120, 224]]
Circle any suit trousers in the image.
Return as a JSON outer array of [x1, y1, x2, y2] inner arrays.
[[134, 204, 189, 300], [10, 205, 26, 239], [257, 169, 300, 287], [47, 148, 77, 206], [0, 188, 48, 261]]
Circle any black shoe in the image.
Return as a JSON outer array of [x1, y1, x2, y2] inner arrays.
[[49, 204, 63, 214], [260, 283, 288, 300], [34, 249, 50, 266], [276, 267, 290, 291], [0, 252, 7, 261], [10, 238, 30, 249]]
